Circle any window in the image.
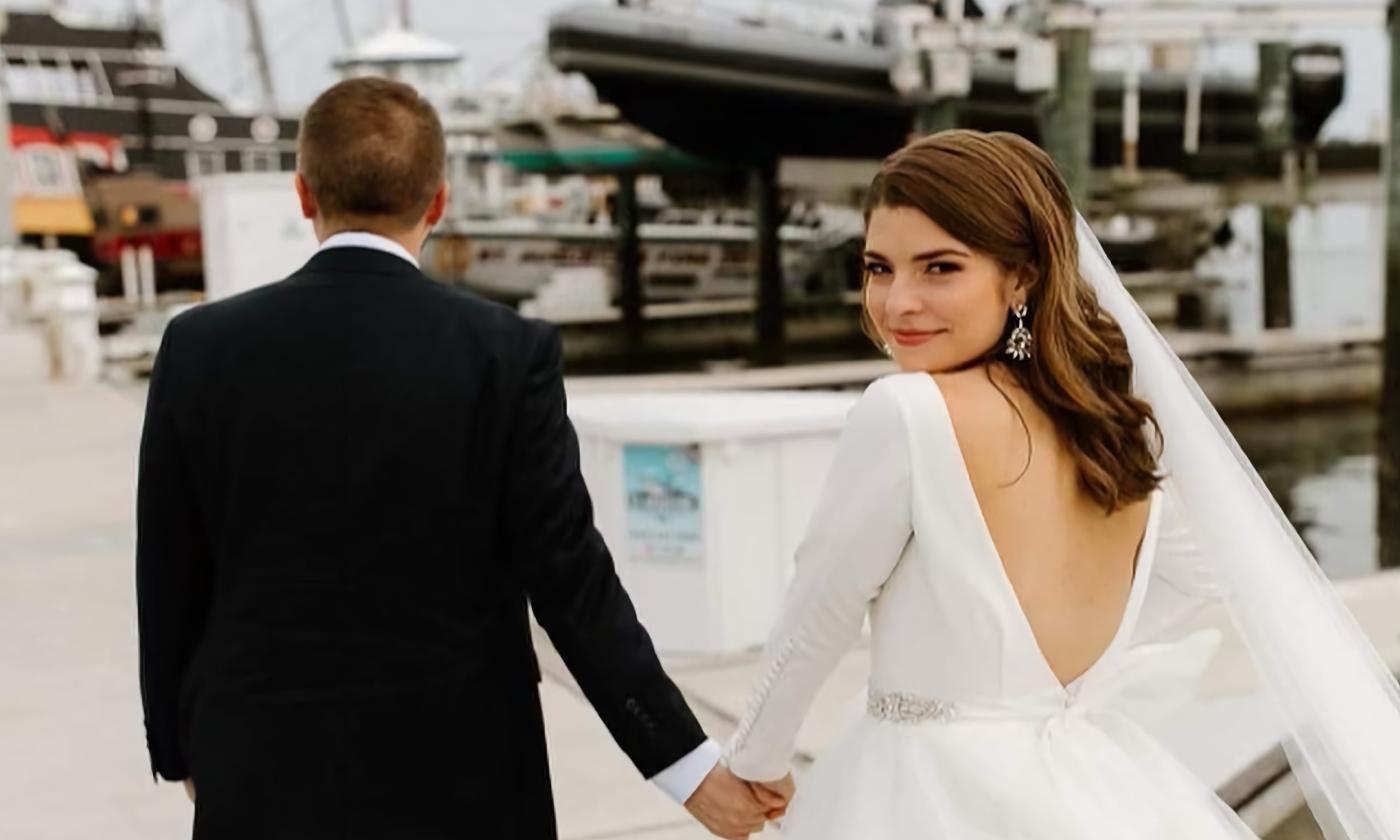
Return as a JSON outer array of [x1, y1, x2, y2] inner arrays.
[[21, 147, 75, 194], [115, 204, 162, 228], [240, 148, 281, 173], [185, 149, 224, 179], [3, 53, 102, 103], [5, 59, 45, 100], [76, 67, 99, 102], [50, 60, 81, 101]]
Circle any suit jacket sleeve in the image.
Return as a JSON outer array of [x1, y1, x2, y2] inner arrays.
[[502, 323, 707, 779], [136, 320, 212, 782]]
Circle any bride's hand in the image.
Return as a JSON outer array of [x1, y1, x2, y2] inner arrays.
[[182, 779, 195, 803], [750, 774, 795, 820]]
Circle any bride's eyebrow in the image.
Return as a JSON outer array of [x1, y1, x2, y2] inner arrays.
[[862, 248, 970, 263], [910, 248, 970, 261]]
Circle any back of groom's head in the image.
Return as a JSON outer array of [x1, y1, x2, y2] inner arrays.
[[297, 77, 446, 232]]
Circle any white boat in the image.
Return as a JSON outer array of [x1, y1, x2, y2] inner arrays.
[[423, 208, 864, 303]]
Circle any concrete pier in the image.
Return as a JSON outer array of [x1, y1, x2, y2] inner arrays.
[[0, 319, 754, 839]]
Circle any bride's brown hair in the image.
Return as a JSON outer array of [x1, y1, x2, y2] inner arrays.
[[862, 130, 1162, 512]]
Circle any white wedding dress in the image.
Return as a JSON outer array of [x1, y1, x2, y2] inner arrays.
[[724, 371, 1258, 839]]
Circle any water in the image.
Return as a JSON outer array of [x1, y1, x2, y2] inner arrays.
[[1230, 406, 1380, 579], [1201, 203, 1385, 337], [1199, 202, 1385, 578]]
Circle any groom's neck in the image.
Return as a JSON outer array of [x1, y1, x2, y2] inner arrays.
[[317, 220, 425, 259]]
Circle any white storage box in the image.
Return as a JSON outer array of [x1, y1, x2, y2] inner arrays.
[[568, 391, 860, 654], [199, 173, 317, 301]]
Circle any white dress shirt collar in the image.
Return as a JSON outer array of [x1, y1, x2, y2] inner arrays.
[[317, 230, 420, 269]]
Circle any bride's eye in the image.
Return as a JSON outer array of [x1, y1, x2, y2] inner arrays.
[[864, 262, 891, 277], [924, 261, 961, 275]]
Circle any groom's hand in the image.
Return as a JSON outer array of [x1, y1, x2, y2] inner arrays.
[[685, 763, 769, 839], [749, 773, 794, 820]]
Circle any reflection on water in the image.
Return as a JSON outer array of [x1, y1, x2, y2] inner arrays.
[[1228, 406, 1379, 578], [1202, 201, 1383, 578], [1205, 204, 1384, 338]]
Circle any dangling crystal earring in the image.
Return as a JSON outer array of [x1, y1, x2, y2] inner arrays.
[[1006, 303, 1032, 361], [880, 341, 893, 358]]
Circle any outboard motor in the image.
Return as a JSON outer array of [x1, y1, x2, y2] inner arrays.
[[1290, 43, 1345, 144]]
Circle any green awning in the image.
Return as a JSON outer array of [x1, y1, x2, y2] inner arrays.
[[495, 116, 716, 175]]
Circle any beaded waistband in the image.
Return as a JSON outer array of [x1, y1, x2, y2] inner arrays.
[[867, 690, 960, 724]]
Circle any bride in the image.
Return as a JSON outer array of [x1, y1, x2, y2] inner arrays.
[[722, 130, 1400, 839]]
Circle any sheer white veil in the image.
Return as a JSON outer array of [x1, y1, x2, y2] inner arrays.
[[1075, 213, 1400, 839]]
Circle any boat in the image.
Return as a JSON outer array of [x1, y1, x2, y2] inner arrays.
[[424, 205, 862, 304], [546, 2, 1346, 167], [1, 9, 301, 293]]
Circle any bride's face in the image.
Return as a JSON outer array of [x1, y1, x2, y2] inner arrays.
[[863, 205, 1024, 373]]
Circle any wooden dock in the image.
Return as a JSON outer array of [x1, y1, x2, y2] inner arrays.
[[569, 326, 1382, 416]]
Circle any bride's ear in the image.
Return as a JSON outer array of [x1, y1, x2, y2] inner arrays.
[[1009, 263, 1038, 306]]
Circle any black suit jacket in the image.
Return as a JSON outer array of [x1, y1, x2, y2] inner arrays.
[[136, 246, 707, 839]]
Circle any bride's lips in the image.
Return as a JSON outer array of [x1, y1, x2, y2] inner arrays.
[[891, 329, 945, 347]]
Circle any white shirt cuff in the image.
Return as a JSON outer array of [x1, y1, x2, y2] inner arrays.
[[649, 738, 722, 804]]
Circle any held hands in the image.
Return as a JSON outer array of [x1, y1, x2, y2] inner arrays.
[[182, 779, 195, 803], [685, 764, 794, 839], [748, 773, 794, 821]]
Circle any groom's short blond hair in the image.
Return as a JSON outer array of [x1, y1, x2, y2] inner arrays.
[[297, 77, 446, 231]]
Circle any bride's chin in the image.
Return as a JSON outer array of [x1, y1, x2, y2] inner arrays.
[[894, 354, 974, 375], [891, 355, 932, 373]]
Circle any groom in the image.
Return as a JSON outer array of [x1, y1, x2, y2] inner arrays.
[[136, 77, 779, 838]]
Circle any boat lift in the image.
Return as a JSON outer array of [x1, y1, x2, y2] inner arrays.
[[887, 1, 1386, 177]]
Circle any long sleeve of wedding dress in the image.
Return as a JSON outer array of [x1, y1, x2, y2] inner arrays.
[[1154, 483, 1227, 600], [1134, 481, 1231, 640], [725, 378, 915, 782]]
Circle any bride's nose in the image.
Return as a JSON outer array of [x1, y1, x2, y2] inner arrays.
[[886, 273, 925, 319]]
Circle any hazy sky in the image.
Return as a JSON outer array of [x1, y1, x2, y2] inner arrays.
[[17, 0, 1390, 140]]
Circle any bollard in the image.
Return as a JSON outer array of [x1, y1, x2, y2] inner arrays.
[[138, 244, 157, 308], [26, 253, 101, 381], [0, 248, 20, 320], [120, 245, 140, 307], [18, 249, 80, 322]]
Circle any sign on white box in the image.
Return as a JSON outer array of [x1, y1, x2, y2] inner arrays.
[[624, 444, 705, 566], [198, 173, 318, 301]]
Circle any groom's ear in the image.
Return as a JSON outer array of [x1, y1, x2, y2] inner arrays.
[[424, 180, 449, 227], [294, 172, 319, 222]]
